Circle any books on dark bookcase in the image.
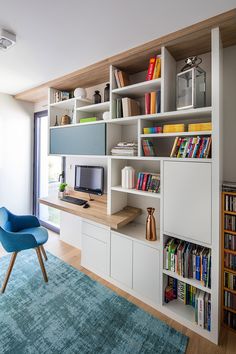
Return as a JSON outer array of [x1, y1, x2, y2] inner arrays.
[[135, 172, 160, 193], [114, 70, 130, 88], [224, 271, 236, 291], [224, 233, 236, 251], [224, 194, 236, 212], [224, 252, 236, 271], [142, 139, 156, 156], [170, 136, 211, 158], [164, 238, 211, 288], [224, 310, 236, 330], [145, 90, 161, 115], [165, 276, 211, 331], [224, 290, 236, 311], [146, 55, 161, 81]]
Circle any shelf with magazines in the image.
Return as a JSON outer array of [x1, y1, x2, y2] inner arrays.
[[222, 187, 236, 331]]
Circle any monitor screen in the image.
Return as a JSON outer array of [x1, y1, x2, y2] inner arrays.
[[74, 165, 104, 195]]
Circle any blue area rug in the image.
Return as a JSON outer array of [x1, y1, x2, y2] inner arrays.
[[0, 250, 188, 353]]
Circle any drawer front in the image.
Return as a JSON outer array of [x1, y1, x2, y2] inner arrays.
[[111, 232, 132, 288], [82, 221, 110, 243], [133, 242, 160, 305], [81, 233, 108, 276]]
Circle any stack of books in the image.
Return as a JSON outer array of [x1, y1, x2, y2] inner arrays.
[[224, 194, 236, 212], [135, 173, 160, 193], [170, 136, 211, 158], [142, 139, 156, 156], [116, 97, 140, 118], [114, 70, 129, 88], [224, 271, 236, 290], [224, 290, 236, 310], [146, 55, 161, 80], [224, 253, 236, 271], [145, 90, 161, 114], [163, 124, 185, 133], [188, 122, 212, 132], [165, 276, 211, 331], [143, 126, 162, 134], [111, 142, 138, 156], [164, 238, 211, 288], [54, 90, 70, 103]]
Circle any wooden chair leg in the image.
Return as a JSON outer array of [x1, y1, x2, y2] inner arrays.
[[1, 252, 18, 294], [40, 245, 48, 261], [35, 247, 48, 283]]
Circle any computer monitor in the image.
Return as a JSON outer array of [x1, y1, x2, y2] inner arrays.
[[74, 165, 104, 196]]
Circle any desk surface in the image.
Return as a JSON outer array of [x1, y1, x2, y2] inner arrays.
[[39, 194, 141, 229]]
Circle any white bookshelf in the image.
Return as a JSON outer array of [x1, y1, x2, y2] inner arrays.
[[47, 26, 222, 344]]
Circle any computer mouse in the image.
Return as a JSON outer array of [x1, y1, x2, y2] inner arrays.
[[83, 203, 90, 208]]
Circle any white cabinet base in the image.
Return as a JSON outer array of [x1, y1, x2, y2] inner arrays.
[[60, 211, 82, 249]]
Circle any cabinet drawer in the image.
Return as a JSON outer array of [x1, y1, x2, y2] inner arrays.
[[133, 242, 160, 305], [81, 233, 109, 276], [82, 221, 110, 243], [111, 232, 132, 288]]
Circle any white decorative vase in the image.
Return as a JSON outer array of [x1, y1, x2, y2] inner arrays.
[[74, 88, 87, 99], [103, 111, 110, 121], [121, 166, 135, 189]]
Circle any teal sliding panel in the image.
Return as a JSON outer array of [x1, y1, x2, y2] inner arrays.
[[50, 123, 106, 155]]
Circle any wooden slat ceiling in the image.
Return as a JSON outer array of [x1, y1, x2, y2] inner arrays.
[[15, 9, 236, 103]]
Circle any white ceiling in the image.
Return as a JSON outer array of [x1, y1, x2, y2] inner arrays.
[[0, 0, 236, 95]]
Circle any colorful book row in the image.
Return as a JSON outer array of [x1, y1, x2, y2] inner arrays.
[[164, 238, 211, 288], [135, 172, 160, 193], [146, 55, 161, 81], [145, 90, 161, 115], [165, 276, 211, 331], [170, 136, 211, 158]]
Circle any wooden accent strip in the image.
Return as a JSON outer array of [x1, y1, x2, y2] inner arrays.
[[15, 9, 236, 103]]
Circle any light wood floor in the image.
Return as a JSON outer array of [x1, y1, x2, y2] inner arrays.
[[1, 231, 236, 354]]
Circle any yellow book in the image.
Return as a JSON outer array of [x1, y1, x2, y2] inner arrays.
[[188, 122, 212, 132], [152, 55, 161, 79], [150, 92, 157, 114], [163, 124, 185, 133]]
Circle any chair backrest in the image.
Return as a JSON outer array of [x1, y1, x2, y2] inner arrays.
[[0, 207, 13, 232]]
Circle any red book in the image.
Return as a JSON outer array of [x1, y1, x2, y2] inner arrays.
[[142, 173, 149, 191], [135, 173, 141, 190], [146, 57, 156, 81], [145, 93, 151, 114]]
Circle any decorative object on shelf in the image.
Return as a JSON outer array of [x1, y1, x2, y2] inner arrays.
[[176, 56, 206, 110], [104, 83, 110, 102], [146, 207, 156, 241], [80, 117, 97, 123], [54, 115, 59, 126], [102, 111, 110, 121], [58, 183, 67, 199], [93, 90, 101, 104], [121, 166, 135, 189], [60, 114, 71, 125], [74, 87, 87, 99]]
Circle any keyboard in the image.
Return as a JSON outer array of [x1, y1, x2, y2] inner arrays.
[[61, 196, 87, 206]]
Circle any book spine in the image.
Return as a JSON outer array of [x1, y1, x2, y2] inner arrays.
[[150, 92, 157, 114], [146, 58, 156, 80], [145, 93, 151, 115]]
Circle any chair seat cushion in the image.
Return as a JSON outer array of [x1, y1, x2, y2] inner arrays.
[[18, 226, 48, 246]]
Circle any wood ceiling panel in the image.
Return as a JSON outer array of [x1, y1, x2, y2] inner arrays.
[[15, 9, 236, 103]]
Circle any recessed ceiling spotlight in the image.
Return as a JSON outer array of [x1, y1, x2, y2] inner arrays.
[[0, 28, 16, 51]]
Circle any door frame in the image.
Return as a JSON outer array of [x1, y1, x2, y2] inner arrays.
[[33, 110, 65, 233]]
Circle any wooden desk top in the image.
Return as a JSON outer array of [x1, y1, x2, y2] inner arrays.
[[39, 194, 141, 229]]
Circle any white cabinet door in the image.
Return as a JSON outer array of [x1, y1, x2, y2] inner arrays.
[[163, 161, 212, 244], [133, 243, 160, 305], [111, 232, 132, 288], [60, 211, 82, 249], [81, 234, 109, 277]]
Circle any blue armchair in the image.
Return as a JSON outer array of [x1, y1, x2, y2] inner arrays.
[[0, 207, 49, 293]]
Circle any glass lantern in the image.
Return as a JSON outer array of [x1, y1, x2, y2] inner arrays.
[[176, 57, 206, 110]]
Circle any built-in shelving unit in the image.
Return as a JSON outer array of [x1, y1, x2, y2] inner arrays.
[[47, 24, 223, 344]]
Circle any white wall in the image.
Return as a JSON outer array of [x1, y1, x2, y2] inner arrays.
[[223, 45, 236, 182], [0, 93, 34, 214]]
